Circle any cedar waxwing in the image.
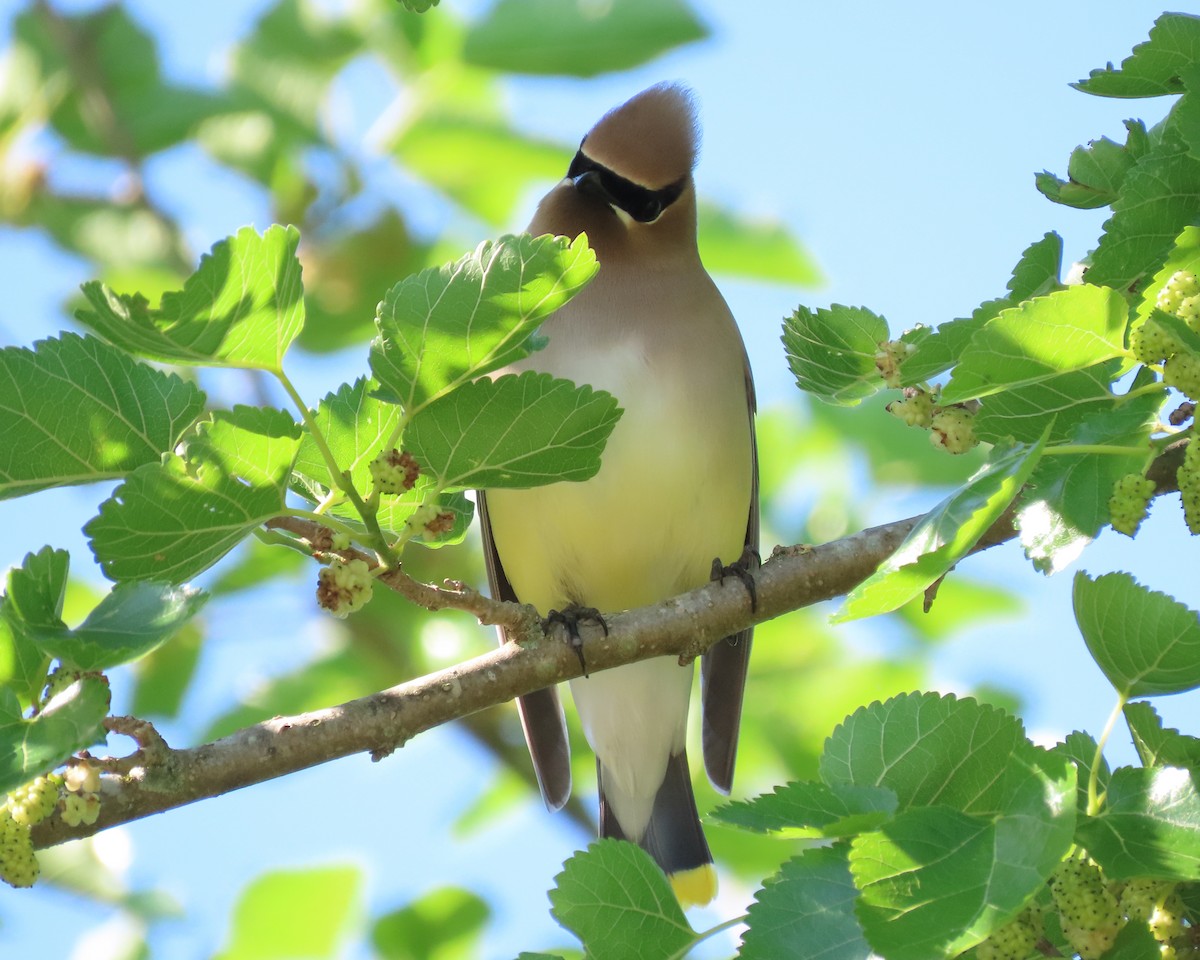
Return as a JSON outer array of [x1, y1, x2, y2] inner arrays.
[[477, 83, 758, 908]]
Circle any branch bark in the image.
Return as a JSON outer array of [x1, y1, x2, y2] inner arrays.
[[31, 442, 1188, 850]]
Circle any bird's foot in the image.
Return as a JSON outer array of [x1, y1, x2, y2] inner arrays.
[[711, 545, 761, 613], [544, 605, 608, 677]]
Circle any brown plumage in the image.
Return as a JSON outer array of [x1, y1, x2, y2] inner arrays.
[[477, 83, 758, 907]]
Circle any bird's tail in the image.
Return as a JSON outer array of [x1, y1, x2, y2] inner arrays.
[[598, 749, 716, 908]]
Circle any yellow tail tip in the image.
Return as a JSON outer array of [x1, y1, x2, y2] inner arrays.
[[669, 863, 717, 908]]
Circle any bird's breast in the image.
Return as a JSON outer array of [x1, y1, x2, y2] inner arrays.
[[484, 307, 752, 616]]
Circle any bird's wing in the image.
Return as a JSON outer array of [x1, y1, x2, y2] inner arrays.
[[700, 355, 759, 794], [476, 490, 573, 810]]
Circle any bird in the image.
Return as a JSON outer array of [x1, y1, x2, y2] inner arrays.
[[477, 83, 758, 908]]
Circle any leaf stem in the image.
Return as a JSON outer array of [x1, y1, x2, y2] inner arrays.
[[1042, 444, 1143, 457], [1087, 693, 1128, 816], [669, 914, 747, 960], [275, 369, 347, 495], [252, 526, 313, 556]]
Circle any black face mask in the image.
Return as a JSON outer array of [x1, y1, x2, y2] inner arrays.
[[566, 149, 686, 224]]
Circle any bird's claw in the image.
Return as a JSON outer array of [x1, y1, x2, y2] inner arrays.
[[544, 605, 608, 677]]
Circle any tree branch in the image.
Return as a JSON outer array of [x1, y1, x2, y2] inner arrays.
[[32, 441, 1189, 849]]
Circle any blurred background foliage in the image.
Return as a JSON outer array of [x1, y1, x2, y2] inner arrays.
[[0, 0, 1022, 955]]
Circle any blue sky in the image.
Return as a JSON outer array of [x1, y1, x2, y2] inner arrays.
[[1, 1, 1196, 957]]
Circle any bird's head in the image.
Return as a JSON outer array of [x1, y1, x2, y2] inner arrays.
[[531, 84, 700, 257]]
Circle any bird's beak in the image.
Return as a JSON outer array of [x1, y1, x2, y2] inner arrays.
[[572, 170, 616, 206]]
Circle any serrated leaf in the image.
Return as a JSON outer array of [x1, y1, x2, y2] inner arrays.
[[698, 203, 822, 286], [403, 372, 621, 490], [782, 304, 888, 405], [1049, 731, 1111, 816], [214, 865, 361, 960], [1073, 572, 1200, 698], [849, 749, 1075, 960], [0, 333, 206, 500], [821, 693, 1032, 813], [0, 676, 110, 794], [75, 225, 305, 372], [86, 407, 302, 583], [371, 886, 490, 960], [836, 433, 1048, 622], [0, 547, 64, 705], [941, 285, 1127, 404], [1074, 13, 1200, 99], [1077, 766, 1200, 881], [3, 545, 206, 672], [1036, 132, 1141, 209], [548, 840, 697, 960], [713, 780, 897, 838], [33, 583, 207, 672], [972, 360, 1130, 446], [370, 234, 598, 417], [1015, 383, 1161, 573], [1124, 701, 1200, 771], [462, 0, 707, 77], [1086, 145, 1200, 291], [1007, 232, 1064, 299], [739, 846, 871, 960]]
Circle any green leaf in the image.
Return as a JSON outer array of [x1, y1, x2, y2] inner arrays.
[[821, 693, 1033, 814], [1049, 731, 1111, 816], [1124, 701, 1200, 771], [548, 840, 697, 960], [75, 225, 305, 372], [0, 676, 110, 794], [836, 707, 1076, 960], [941, 285, 1128, 404], [697, 203, 823, 286], [739, 846, 871, 960], [1105, 921, 1167, 960], [1073, 571, 1200, 698], [1086, 144, 1200, 291], [782, 304, 888, 406], [850, 746, 1074, 960], [1007, 232, 1064, 300], [14, 4, 219, 157], [3, 545, 205, 672], [403, 372, 621, 490], [0, 333, 206, 500], [86, 407, 302, 583], [0, 547, 66, 704], [713, 781, 896, 838], [1015, 383, 1161, 573], [1036, 132, 1141, 209], [1077, 766, 1200, 881], [463, 0, 707, 77], [974, 359, 1132, 446], [393, 114, 568, 226], [370, 234, 598, 417], [214, 865, 361, 960], [1074, 13, 1200, 99], [836, 433, 1048, 622], [371, 887, 490, 960], [34, 583, 207, 672]]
